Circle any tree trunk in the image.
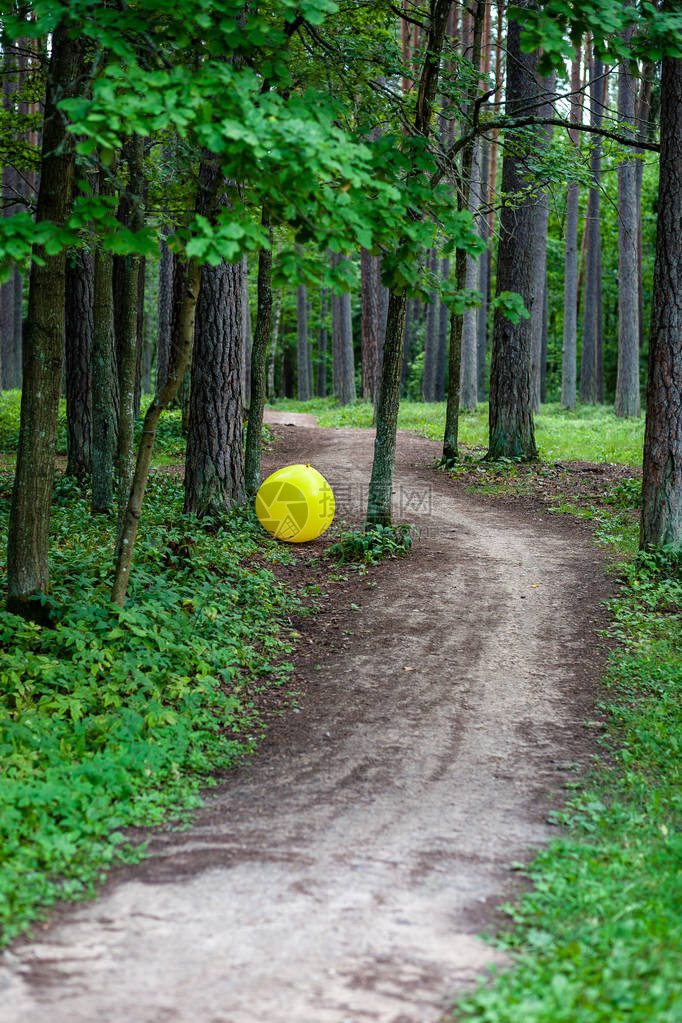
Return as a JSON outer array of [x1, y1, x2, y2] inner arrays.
[[244, 216, 273, 496], [580, 54, 604, 404], [422, 249, 439, 401], [561, 52, 582, 410], [530, 74, 555, 413], [116, 136, 145, 540], [64, 250, 94, 478], [477, 139, 490, 401], [460, 142, 481, 410], [436, 257, 449, 401], [338, 290, 356, 404], [241, 254, 252, 408], [316, 287, 328, 397], [635, 63, 654, 352], [267, 286, 282, 400], [91, 161, 120, 515], [366, 0, 451, 523], [486, 3, 538, 462], [296, 279, 312, 400], [156, 232, 174, 393], [614, 16, 640, 418], [640, 56, 682, 550], [6, 25, 84, 618], [361, 249, 381, 403]]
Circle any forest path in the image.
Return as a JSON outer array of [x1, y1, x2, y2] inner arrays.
[[0, 414, 611, 1023]]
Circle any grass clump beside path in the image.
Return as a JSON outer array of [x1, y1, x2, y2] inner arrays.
[[273, 397, 645, 467], [0, 466, 304, 946]]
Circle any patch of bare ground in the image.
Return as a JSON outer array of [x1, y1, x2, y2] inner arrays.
[[0, 414, 614, 1023]]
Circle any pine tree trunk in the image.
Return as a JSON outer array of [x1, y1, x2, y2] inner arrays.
[[486, 3, 538, 461], [156, 233, 174, 393], [477, 140, 490, 401], [580, 54, 604, 404], [338, 290, 356, 405], [316, 287, 328, 397], [6, 25, 84, 618], [244, 216, 273, 496], [116, 136, 145, 540], [241, 254, 252, 408], [267, 287, 282, 400], [64, 250, 94, 478], [530, 74, 555, 413], [460, 143, 481, 410], [91, 161, 120, 515], [561, 54, 581, 409], [614, 17, 640, 419], [640, 56, 682, 549], [296, 280, 311, 400], [361, 249, 381, 403]]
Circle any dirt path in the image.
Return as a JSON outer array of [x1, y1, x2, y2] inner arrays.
[[0, 415, 611, 1023]]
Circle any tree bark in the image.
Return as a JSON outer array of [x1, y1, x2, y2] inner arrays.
[[296, 278, 312, 400], [367, 0, 452, 522], [614, 15, 640, 418], [422, 249, 439, 401], [91, 161, 119, 515], [116, 136, 145, 540], [338, 290, 356, 404], [244, 215, 273, 496], [486, 3, 538, 461], [241, 254, 252, 408], [361, 249, 381, 403], [64, 249, 94, 478], [6, 24, 85, 618], [561, 52, 582, 410], [530, 74, 555, 413], [316, 287, 328, 397], [580, 53, 605, 404], [156, 232, 174, 393], [436, 257, 449, 401], [640, 56, 682, 550], [267, 286, 282, 400], [460, 142, 481, 410]]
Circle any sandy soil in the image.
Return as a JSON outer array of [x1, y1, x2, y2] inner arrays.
[[0, 414, 612, 1023]]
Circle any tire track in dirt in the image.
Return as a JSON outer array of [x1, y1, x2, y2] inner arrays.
[[0, 414, 612, 1022]]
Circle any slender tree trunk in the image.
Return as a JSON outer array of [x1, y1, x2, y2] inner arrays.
[[422, 249, 439, 401], [487, 3, 538, 461], [436, 256, 449, 401], [561, 52, 582, 409], [6, 25, 84, 618], [64, 250, 94, 478], [635, 63, 654, 352], [316, 287, 328, 397], [530, 74, 555, 413], [297, 279, 311, 401], [460, 141, 481, 410], [477, 139, 490, 401], [156, 232, 174, 393], [116, 136, 145, 540], [338, 290, 356, 404], [267, 287, 282, 400], [640, 56, 682, 549], [580, 53, 605, 404], [361, 249, 381, 403], [368, 0, 452, 522], [614, 17, 640, 418], [91, 163, 119, 514], [241, 254, 252, 408], [244, 216, 273, 495]]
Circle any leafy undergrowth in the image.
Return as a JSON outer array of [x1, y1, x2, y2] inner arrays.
[[272, 397, 645, 466], [446, 470, 682, 1021], [328, 523, 415, 564], [0, 469, 304, 946]]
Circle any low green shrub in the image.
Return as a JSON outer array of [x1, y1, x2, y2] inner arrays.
[[328, 523, 415, 564]]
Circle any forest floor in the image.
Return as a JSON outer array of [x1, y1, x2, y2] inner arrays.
[[0, 413, 615, 1023]]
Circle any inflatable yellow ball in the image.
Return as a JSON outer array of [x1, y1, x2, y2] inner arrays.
[[255, 464, 335, 543]]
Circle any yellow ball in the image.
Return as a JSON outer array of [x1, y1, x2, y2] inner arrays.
[[255, 464, 335, 543]]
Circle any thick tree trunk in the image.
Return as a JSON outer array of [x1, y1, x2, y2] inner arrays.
[[64, 250, 94, 478], [6, 25, 84, 617], [640, 57, 682, 550], [580, 55, 605, 404], [486, 4, 538, 461], [614, 18, 640, 419], [244, 218, 273, 496]]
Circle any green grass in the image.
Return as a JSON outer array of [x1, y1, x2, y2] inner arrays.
[[272, 398, 645, 466], [0, 464, 307, 945]]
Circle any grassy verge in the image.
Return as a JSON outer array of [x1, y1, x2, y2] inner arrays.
[[0, 424, 310, 945], [272, 397, 645, 466], [438, 461, 682, 1023]]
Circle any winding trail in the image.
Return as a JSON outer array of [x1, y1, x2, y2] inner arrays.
[[0, 415, 611, 1023]]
